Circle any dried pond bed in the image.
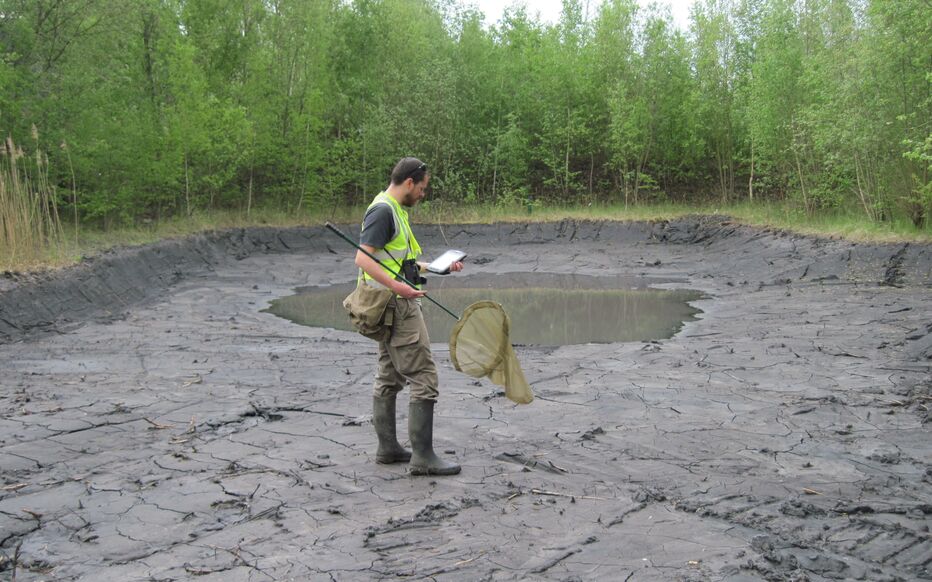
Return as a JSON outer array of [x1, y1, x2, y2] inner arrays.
[[1, 217, 930, 581]]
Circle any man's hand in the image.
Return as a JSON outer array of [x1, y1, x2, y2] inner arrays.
[[393, 280, 426, 299]]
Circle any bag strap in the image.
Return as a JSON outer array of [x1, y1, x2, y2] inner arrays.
[[383, 246, 404, 272]]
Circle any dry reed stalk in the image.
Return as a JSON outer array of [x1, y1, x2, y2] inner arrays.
[[0, 134, 64, 269]]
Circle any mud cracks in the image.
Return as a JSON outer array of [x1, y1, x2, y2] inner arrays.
[[1, 217, 930, 581]]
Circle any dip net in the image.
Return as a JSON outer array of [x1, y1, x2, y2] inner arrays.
[[449, 301, 533, 404]]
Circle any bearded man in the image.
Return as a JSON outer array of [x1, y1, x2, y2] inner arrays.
[[355, 157, 464, 476]]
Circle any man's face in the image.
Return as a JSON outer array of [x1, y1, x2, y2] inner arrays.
[[401, 174, 430, 207]]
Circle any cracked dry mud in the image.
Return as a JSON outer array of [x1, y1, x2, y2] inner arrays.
[[1, 217, 930, 581]]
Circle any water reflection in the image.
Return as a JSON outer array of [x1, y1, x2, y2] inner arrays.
[[264, 273, 704, 345]]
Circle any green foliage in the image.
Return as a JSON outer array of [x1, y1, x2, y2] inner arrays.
[[0, 0, 927, 234]]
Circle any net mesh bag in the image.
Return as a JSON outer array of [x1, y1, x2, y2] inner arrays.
[[449, 300, 533, 404]]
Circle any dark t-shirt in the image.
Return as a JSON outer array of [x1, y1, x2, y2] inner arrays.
[[360, 203, 396, 249]]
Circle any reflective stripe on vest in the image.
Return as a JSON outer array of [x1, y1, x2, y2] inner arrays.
[[361, 192, 422, 289]]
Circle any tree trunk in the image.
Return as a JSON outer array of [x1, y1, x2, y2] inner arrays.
[[184, 152, 191, 217], [564, 106, 571, 199], [296, 121, 310, 212], [853, 153, 875, 221], [716, 146, 728, 204], [247, 165, 254, 218], [792, 143, 810, 215], [141, 10, 159, 112], [64, 144, 78, 244]]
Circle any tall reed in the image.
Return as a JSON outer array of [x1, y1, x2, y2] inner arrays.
[[0, 132, 65, 270]]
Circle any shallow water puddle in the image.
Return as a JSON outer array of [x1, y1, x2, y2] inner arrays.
[[264, 272, 704, 345]]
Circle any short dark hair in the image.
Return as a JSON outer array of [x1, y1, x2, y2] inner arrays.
[[390, 157, 428, 185]]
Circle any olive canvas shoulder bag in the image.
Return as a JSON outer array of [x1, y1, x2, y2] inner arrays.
[[342, 272, 394, 341]]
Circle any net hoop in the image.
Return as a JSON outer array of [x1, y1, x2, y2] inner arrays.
[[449, 300, 510, 375]]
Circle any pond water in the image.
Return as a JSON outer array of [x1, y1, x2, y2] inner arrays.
[[264, 272, 704, 346]]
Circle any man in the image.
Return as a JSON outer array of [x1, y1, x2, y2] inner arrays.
[[356, 157, 463, 476]]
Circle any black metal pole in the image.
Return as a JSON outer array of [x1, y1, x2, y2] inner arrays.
[[324, 222, 461, 321]]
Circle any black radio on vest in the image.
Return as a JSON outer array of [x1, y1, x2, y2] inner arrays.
[[399, 258, 426, 286]]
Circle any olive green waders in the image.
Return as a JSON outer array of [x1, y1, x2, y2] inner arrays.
[[373, 297, 460, 475]]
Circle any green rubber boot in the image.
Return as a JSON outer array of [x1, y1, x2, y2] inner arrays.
[[373, 395, 411, 464], [408, 399, 461, 476]]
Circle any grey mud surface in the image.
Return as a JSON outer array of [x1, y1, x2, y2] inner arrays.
[[1, 217, 930, 581]]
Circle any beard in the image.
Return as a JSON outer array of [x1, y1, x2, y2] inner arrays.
[[401, 190, 419, 207]]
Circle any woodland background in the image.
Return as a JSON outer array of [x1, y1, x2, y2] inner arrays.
[[0, 0, 929, 230]]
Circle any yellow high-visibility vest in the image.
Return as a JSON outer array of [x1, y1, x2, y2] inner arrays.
[[361, 192, 422, 289]]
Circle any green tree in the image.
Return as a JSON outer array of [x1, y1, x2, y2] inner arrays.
[[691, 0, 740, 202]]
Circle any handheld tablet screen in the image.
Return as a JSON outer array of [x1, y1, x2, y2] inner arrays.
[[427, 250, 467, 274]]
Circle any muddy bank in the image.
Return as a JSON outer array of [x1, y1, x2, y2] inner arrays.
[[2, 217, 930, 346], [3, 217, 930, 346], [1, 216, 930, 581]]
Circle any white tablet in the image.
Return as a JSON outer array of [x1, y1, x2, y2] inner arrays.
[[426, 250, 467, 274]]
